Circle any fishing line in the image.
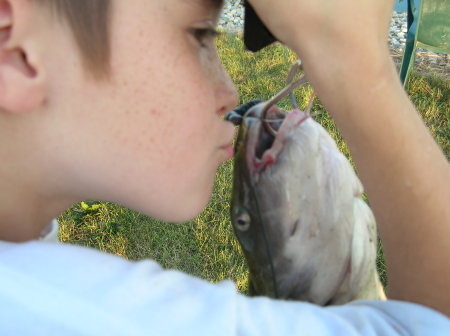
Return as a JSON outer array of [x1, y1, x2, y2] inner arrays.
[[238, 59, 306, 299], [246, 58, 304, 299], [249, 176, 280, 299], [282, 46, 299, 109]]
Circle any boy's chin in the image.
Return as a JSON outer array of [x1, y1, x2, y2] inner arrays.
[[137, 192, 212, 223], [153, 206, 205, 224]]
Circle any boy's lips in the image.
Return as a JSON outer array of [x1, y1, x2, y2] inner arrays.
[[220, 125, 237, 159], [220, 143, 235, 159]]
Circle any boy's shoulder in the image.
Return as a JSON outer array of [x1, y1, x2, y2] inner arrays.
[[0, 241, 448, 335]]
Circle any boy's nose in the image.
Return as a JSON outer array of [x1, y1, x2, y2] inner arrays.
[[216, 68, 239, 115]]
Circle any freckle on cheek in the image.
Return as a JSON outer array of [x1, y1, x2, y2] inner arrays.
[[149, 108, 160, 116]]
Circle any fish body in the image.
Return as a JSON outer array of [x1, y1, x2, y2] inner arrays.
[[230, 103, 386, 304]]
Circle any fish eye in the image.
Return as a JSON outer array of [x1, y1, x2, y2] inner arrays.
[[234, 213, 251, 232]]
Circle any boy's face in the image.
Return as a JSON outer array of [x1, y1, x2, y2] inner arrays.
[[46, 0, 238, 221]]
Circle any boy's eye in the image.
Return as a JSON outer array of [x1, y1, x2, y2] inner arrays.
[[189, 28, 220, 47]]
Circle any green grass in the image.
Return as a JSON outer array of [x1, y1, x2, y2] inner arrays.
[[58, 33, 450, 294]]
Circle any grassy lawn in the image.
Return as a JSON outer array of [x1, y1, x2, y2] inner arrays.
[[58, 33, 450, 294]]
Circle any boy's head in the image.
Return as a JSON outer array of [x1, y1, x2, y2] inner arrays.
[[0, 0, 238, 241]]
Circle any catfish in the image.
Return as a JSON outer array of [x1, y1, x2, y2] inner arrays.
[[227, 76, 386, 305]]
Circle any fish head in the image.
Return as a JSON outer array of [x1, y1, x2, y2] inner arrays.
[[231, 102, 381, 303], [231, 102, 312, 298]]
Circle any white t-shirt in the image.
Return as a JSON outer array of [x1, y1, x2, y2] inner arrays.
[[0, 222, 448, 335]]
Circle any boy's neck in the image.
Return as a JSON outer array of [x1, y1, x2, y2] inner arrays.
[[0, 145, 74, 242], [0, 190, 55, 242], [0, 113, 67, 241]]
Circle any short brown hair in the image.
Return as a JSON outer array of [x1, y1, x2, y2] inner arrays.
[[37, 0, 111, 79]]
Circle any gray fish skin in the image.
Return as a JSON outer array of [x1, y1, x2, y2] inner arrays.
[[231, 104, 386, 305]]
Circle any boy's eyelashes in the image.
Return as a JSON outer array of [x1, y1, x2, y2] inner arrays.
[[189, 28, 221, 47]]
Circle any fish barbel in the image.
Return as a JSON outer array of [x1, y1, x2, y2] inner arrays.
[[229, 79, 386, 305]]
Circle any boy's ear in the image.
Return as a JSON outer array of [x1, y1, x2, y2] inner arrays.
[[0, 0, 46, 113]]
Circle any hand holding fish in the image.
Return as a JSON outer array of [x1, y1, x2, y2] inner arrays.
[[245, 0, 394, 96], [246, 0, 393, 54]]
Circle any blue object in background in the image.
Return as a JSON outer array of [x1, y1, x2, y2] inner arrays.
[[399, 0, 450, 86], [395, 0, 420, 12], [395, 0, 408, 12]]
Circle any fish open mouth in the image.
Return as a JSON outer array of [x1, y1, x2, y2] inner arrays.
[[255, 105, 286, 159], [244, 104, 309, 174], [244, 104, 285, 174]]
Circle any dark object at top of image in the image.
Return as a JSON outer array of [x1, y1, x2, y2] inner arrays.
[[244, 1, 277, 52]]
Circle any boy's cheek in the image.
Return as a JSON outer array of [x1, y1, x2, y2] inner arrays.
[[128, 151, 218, 221]]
